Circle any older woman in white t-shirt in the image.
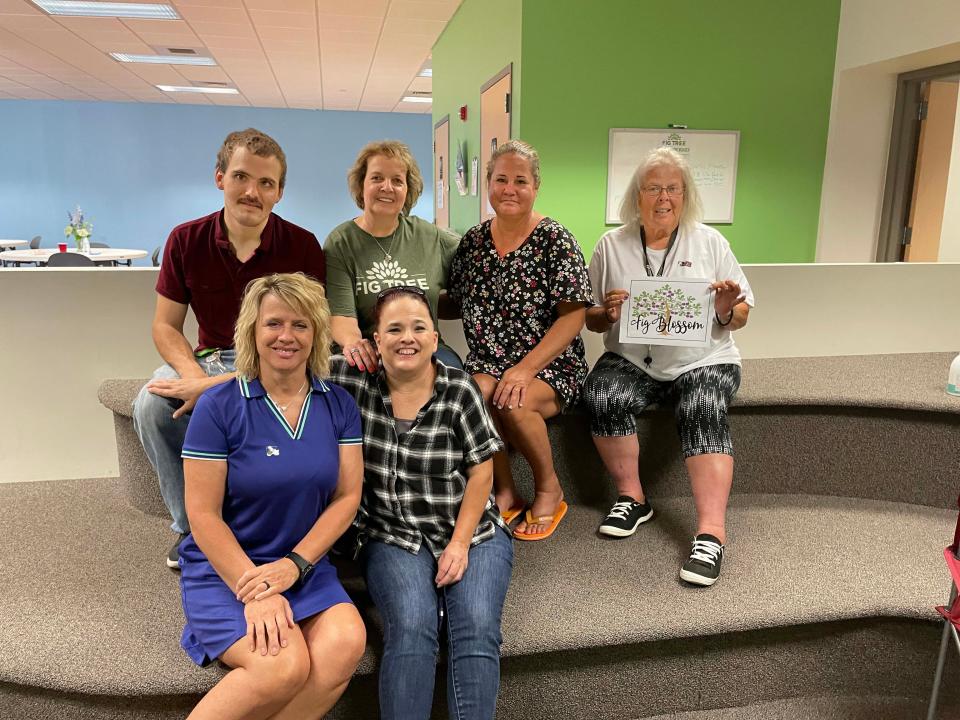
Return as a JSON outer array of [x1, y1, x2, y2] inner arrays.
[[583, 147, 753, 588]]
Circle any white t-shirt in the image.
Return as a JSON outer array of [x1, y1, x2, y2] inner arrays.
[[588, 222, 755, 381]]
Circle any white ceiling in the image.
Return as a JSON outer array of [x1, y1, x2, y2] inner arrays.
[[0, 0, 459, 113]]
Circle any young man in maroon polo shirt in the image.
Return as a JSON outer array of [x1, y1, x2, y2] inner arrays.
[[133, 128, 326, 568]]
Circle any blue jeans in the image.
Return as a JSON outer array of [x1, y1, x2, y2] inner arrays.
[[132, 350, 235, 533], [362, 528, 513, 720]]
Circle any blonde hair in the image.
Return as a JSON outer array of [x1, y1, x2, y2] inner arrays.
[[618, 147, 704, 230], [486, 139, 541, 188], [234, 273, 331, 380], [347, 140, 424, 215]]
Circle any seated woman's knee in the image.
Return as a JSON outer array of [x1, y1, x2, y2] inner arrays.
[[582, 368, 623, 417], [317, 609, 367, 670], [247, 645, 311, 702], [471, 373, 498, 403]]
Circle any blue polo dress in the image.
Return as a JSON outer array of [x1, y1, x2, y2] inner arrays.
[[178, 374, 362, 666]]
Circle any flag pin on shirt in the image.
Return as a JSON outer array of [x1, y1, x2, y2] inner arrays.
[[266, 446, 280, 457]]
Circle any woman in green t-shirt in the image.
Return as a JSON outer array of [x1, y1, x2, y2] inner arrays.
[[324, 140, 461, 372]]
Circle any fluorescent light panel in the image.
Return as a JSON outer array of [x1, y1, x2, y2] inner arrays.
[[157, 85, 238, 94], [112, 53, 216, 66], [32, 1, 179, 19], [401, 96, 432, 103]]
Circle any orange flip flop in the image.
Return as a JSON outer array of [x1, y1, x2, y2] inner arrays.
[[500, 502, 527, 525], [514, 501, 568, 541]]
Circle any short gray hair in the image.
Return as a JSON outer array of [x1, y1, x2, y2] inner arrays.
[[618, 147, 703, 230], [485, 139, 541, 188]]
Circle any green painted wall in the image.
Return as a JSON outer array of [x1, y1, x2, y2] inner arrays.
[[520, 0, 841, 262], [432, 0, 522, 235]]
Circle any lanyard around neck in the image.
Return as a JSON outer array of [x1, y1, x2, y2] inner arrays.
[[640, 226, 680, 277]]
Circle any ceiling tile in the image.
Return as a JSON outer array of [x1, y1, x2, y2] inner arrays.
[[0, 0, 42, 13], [245, 0, 313, 11], [316, 0, 388, 17], [317, 14, 382, 32], [0, 0, 461, 114], [248, 10, 314, 28], [172, 0, 244, 7], [387, 1, 459, 21]]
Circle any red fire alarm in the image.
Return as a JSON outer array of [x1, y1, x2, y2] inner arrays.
[[459, 105, 467, 121]]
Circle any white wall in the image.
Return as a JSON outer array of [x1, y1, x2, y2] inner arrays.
[[817, 0, 960, 262], [2, 264, 959, 485]]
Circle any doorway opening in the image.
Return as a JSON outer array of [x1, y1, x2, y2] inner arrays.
[[878, 61, 960, 262]]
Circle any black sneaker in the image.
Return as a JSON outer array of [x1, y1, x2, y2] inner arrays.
[[680, 534, 724, 586], [166, 532, 189, 570], [598, 495, 654, 537]]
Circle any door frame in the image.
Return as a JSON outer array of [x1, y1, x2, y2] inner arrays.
[[433, 114, 450, 229], [877, 60, 960, 261], [479, 63, 513, 221]]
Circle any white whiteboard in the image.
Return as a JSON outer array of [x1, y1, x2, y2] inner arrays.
[[606, 128, 740, 224]]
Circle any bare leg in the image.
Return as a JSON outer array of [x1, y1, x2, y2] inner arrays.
[[496, 380, 563, 536], [271, 603, 367, 719], [591, 434, 646, 503], [686, 453, 733, 543], [187, 629, 309, 720], [473, 373, 522, 512]]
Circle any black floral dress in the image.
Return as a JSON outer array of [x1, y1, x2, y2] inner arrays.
[[448, 217, 593, 408]]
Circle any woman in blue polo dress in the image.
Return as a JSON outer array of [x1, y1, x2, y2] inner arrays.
[[177, 273, 366, 720]]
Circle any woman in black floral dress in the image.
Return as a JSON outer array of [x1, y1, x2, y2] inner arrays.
[[448, 140, 593, 540]]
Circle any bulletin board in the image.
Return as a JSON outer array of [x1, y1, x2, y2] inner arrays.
[[606, 128, 740, 224]]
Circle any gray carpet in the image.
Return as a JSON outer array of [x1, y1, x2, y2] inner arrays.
[[1, 477, 954, 696], [636, 695, 932, 719]]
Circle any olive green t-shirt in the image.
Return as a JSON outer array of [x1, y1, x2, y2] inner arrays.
[[323, 214, 460, 339]]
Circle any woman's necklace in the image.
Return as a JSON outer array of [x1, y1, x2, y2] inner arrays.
[[375, 231, 398, 261], [267, 380, 307, 411]]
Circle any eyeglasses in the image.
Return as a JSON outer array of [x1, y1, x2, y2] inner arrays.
[[641, 185, 685, 197], [375, 285, 427, 306]]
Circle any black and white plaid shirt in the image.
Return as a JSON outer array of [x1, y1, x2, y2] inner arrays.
[[329, 356, 507, 557]]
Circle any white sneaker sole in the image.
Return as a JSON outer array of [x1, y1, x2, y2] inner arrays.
[[679, 568, 718, 586], [597, 509, 654, 537]]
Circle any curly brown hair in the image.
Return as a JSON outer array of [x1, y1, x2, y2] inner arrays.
[[216, 128, 287, 190]]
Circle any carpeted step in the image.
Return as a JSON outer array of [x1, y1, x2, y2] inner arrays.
[[2, 477, 955, 698]]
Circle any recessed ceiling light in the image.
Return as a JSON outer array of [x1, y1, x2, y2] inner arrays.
[[157, 85, 238, 95], [418, 68, 432, 78], [112, 53, 216, 66], [31, 1, 178, 19], [401, 96, 432, 104]]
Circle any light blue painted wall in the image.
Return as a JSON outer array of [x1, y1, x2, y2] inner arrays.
[[0, 100, 433, 265]]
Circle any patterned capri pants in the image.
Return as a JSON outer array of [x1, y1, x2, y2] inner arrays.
[[582, 352, 742, 458]]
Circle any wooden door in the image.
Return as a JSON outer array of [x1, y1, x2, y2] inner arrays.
[[479, 65, 512, 222], [905, 80, 958, 261], [433, 115, 450, 229]]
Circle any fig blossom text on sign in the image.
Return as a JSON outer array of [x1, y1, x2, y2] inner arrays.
[[618, 278, 713, 348]]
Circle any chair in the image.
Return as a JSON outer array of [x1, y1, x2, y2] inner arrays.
[[29, 235, 41, 249], [46, 252, 95, 267], [151, 246, 161, 267], [926, 493, 960, 719], [89, 242, 110, 248]]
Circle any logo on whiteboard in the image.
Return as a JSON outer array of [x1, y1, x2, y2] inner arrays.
[[661, 133, 690, 154]]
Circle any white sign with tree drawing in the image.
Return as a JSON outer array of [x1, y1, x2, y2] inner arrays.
[[619, 278, 713, 347]]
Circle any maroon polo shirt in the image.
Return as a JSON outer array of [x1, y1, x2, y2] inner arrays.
[[156, 210, 326, 352]]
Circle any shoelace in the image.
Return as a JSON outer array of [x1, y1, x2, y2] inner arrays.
[[689, 539, 723, 567], [607, 500, 637, 520]]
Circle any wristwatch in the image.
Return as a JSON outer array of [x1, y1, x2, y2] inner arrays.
[[285, 551, 314, 588]]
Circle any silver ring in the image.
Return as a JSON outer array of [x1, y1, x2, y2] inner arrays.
[[350, 348, 361, 355]]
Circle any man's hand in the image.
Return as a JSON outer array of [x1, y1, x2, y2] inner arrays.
[[147, 376, 214, 419]]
